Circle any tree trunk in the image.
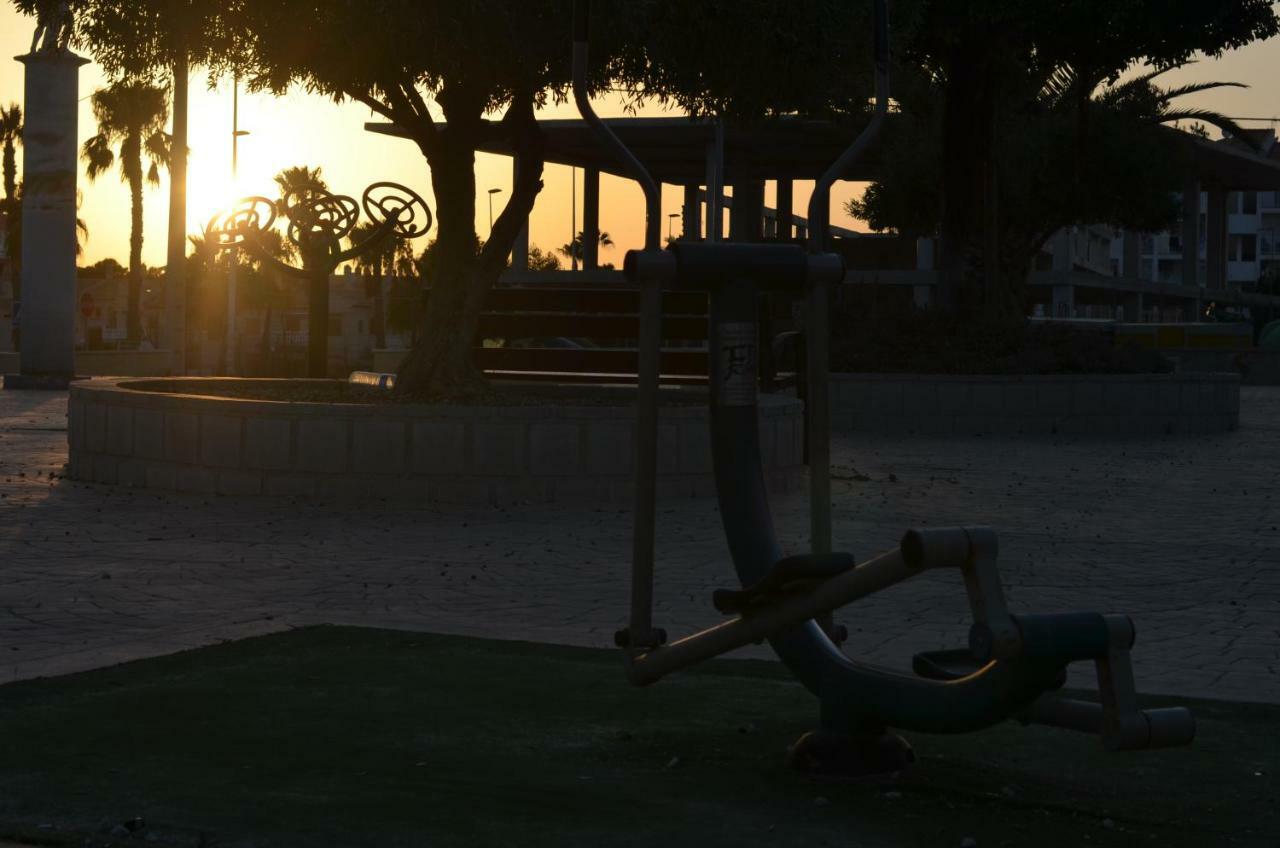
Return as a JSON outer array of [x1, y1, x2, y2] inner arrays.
[[395, 102, 544, 398], [2, 140, 15, 207], [164, 53, 190, 370], [372, 259, 386, 350], [306, 263, 329, 378], [128, 162, 144, 345]]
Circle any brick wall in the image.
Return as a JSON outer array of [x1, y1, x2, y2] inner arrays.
[[68, 379, 804, 504]]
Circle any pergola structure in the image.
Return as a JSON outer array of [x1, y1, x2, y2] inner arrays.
[[367, 116, 1280, 320]]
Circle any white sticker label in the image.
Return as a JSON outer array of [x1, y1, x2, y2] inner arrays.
[[718, 322, 757, 407]]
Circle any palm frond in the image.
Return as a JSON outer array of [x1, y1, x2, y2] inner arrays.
[[81, 134, 115, 181], [1156, 81, 1248, 103], [1155, 109, 1257, 149]]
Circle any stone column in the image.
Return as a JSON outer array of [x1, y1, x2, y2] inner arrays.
[[775, 179, 793, 241], [5, 48, 89, 388], [582, 168, 599, 270], [681, 185, 699, 240]]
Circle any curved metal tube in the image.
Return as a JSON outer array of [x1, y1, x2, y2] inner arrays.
[[806, 0, 890, 559], [572, 1, 660, 250], [573, 0, 667, 650], [710, 283, 1065, 734]]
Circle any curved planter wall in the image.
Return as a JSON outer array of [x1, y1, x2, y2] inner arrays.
[[67, 379, 803, 504], [830, 372, 1240, 435]]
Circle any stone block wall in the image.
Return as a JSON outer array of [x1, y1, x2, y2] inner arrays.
[[830, 373, 1240, 435], [67, 379, 804, 504]]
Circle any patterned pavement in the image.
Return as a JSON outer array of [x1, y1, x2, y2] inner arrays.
[[1, 386, 1277, 704]]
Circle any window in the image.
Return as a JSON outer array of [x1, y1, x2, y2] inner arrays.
[[1242, 234, 1257, 262], [1243, 192, 1258, 215]]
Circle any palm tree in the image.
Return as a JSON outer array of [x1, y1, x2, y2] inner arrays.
[[1038, 62, 1254, 144], [348, 220, 413, 349], [82, 81, 171, 344], [557, 229, 614, 264], [1, 104, 20, 209], [273, 165, 328, 216]]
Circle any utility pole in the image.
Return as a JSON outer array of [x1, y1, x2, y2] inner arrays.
[[226, 76, 249, 375]]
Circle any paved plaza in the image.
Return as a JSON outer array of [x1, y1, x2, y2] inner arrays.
[[1, 387, 1277, 704]]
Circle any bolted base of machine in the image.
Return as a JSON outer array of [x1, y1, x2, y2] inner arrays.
[[786, 729, 915, 782]]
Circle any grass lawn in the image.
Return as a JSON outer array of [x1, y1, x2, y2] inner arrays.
[[0, 626, 1274, 848]]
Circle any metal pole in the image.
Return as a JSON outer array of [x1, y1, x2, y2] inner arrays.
[[226, 76, 240, 375], [571, 166, 578, 271], [805, 0, 890, 557], [627, 547, 913, 685], [573, 0, 665, 649]]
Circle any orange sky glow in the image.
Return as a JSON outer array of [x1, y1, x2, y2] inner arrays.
[[2, 7, 1278, 269]]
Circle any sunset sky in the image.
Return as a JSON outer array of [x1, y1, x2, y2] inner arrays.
[[2, 6, 1279, 269]]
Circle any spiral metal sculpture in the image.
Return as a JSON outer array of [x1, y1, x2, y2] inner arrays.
[[206, 182, 432, 377], [207, 182, 431, 271]]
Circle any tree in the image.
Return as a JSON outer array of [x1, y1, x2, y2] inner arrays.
[[558, 229, 613, 264], [273, 165, 327, 211], [526, 244, 562, 271], [349, 219, 414, 349], [0, 104, 19, 209], [82, 80, 171, 343], [15, 0, 242, 368], [220, 1, 629, 397], [847, 63, 1256, 315], [887, 0, 1280, 316]]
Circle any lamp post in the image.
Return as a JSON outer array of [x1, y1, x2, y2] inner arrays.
[[667, 212, 679, 242], [487, 187, 502, 232], [226, 76, 250, 375]]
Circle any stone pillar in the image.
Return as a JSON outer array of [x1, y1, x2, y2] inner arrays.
[[681, 185, 699, 240], [1205, 183, 1227, 290], [6, 48, 89, 388], [775, 179, 793, 241], [1181, 178, 1200, 288], [582, 167, 600, 269]]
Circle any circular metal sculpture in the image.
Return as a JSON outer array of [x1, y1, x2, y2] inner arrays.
[[208, 182, 431, 377]]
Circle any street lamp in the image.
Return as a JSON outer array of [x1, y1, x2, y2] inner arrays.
[[227, 76, 251, 376], [667, 212, 680, 241], [487, 187, 503, 232]]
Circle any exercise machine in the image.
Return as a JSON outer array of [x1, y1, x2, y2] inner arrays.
[[572, 0, 1194, 777]]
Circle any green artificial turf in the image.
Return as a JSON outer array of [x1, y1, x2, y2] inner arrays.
[[0, 626, 1274, 848]]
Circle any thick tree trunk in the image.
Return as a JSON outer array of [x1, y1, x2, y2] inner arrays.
[[128, 168, 144, 344], [372, 256, 386, 350], [395, 101, 544, 399], [2, 141, 15, 207], [164, 53, 190, 370], [306, 263, 329, 378]]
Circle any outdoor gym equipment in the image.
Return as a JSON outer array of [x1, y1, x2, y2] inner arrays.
[[208, 182, 431, 377], [572, 0, 1194, 777]]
